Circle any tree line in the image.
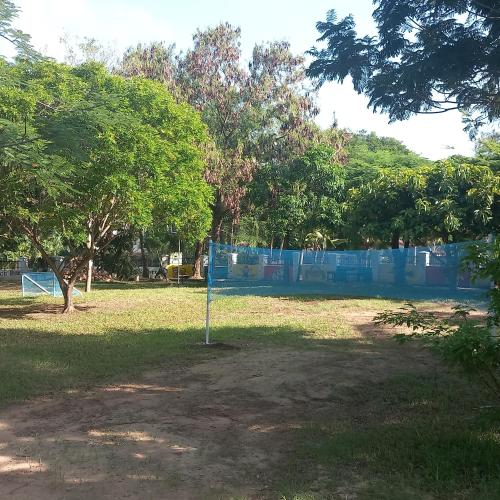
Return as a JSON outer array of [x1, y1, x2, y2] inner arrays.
[[0, 0, 499, 311]]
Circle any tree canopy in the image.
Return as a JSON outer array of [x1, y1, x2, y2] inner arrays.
[[307, 2, 500, 132], [0, 59, 211, 310]]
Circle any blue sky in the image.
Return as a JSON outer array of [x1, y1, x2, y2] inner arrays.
[[14, 0, 475, 159]]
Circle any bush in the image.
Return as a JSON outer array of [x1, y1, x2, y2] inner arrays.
[[375, 303, 500, 398], [462, 239, 499, 327]]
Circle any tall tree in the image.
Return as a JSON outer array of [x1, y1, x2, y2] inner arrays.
[[120, 42, 177, 89], [247, 145, 346, 249], [119, 27, 327, 276], [307, 2, 500, 132], [0, 60, 211, 311], [176, 24, 256, 243]]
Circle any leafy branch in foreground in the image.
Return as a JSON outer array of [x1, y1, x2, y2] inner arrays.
[[462, 239, 500, 326], [374, 302, 500, 398], [0, 0, 40, 60], [307, 2, 500, 133]]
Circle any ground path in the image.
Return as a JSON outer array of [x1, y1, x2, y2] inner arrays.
[[0, 328, 437, 500]]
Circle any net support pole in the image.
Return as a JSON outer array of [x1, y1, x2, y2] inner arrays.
[[205, 237, 212, 345]]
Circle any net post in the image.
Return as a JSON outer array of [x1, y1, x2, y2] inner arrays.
[[205, 237, 213, 345]]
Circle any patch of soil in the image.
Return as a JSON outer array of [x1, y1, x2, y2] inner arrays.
[[0, 342, 438, 499]]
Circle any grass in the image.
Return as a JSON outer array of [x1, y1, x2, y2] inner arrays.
[[0, 281, 390, 405], [281, 392, 500, 499], [0, 281, 499, 499]]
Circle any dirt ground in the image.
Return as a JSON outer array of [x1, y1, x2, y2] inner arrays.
[[0, 320, 440, 500]]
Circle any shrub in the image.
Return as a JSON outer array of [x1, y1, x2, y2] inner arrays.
[[375, 303, 500, 397]]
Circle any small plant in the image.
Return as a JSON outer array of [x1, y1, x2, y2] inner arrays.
[[462, 239, 500, 327], [376, 238, 500, 398], [375, 302, 500, 397]]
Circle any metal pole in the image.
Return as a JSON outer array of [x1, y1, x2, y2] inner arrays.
[[205, 237, 212, 345], [178, 237, 181, 285]]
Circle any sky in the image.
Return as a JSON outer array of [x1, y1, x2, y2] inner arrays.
[[11, 0, 476, 160]]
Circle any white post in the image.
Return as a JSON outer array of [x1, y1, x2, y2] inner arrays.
[[178, 238, 181, 285], [205, 238, 212, 345]]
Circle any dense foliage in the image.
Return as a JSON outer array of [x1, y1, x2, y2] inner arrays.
[[0, 59, 211, 310], [307, 2, 500, 132]]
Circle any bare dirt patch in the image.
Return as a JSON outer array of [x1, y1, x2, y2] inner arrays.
[[0, 337, 441, 500]]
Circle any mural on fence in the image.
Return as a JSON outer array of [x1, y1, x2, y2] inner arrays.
[[208, 241, 491, 301]]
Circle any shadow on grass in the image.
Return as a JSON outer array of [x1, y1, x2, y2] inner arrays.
[[0, 324, 313, 405], [0, 319, 498, 499], [91, 280, 206, 290], [280, 408, 500, 499], [0, 302, 93, 318], [273, 315, 500, 499], [213, 282, 489, 306]]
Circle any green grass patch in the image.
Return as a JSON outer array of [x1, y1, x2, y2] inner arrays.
[[280, 372, 500, 500], [2, 282, 497, 499], [0, 282, 395, 405]]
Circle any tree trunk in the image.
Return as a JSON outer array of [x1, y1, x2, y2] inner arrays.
[[85, 257, 93, 293], [62, 282, 75, 314], [85, 230, 93, 292], [193, 239, 203, 279], [139, 230, 149, 278], [20, 223, 90, 313], [211, 191, 224, 242], [391, 232, 400, 249], [282, 233, 290, 250], [58, 256, 92, 314]]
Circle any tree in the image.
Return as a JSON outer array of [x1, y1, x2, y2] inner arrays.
[[347, 167, 425, 248], [247, 145, 346, 249], [1, 60, 211, 311], [175, 24, 259, 244], [475, 133, 500, 172], [347, 131, 427, 167], [307, 2, 500, 132], [417, 161, 499, 242], [347, 162, 499, 248], [345, 131, 429, 189], [60, 34, 119, 69], [119, 26, 328, 276], [120, 42, 177, 89]]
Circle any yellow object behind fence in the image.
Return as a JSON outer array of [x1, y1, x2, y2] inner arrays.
[[166, 264, 194, 279]]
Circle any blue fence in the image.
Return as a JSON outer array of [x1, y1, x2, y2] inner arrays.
[[207, 241, 491, 303], [22, 272, 81, 297]]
